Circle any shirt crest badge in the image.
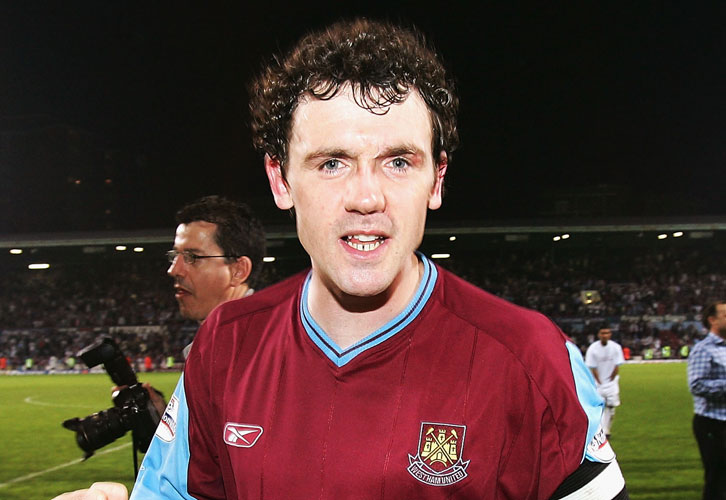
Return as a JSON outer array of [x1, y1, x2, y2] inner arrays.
[[408, 422, 470, 486]]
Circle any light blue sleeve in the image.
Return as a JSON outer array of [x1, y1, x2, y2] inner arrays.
[[565, 341, 609, 463], [130, 373, 193, 499]]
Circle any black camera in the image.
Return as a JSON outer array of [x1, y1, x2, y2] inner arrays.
[[62, 337, 161, 459]]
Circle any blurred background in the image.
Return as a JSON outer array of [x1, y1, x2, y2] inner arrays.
[[2, 2, 724, 234], [2, 0, 725, 361]]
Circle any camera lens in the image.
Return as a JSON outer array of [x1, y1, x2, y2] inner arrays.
[[63, 407, 132, 456]]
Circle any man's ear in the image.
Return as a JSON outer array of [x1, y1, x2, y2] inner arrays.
[[428, 151, 448, 210], [230, 256, 253, 286], [265, 154, 294, 210]]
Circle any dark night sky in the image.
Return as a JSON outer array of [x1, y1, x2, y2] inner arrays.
[[2, 2, 725, 234]]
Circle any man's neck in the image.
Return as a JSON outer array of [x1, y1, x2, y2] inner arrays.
[[230, 284, 252, 301], [196, 285, 253, 324], [307, 258, 424, 350]]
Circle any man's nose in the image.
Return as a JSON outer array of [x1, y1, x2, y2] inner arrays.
[[168, 256, 184, 276], [344, 167, 385, 214]]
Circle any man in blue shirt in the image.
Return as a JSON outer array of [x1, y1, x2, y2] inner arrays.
[[688, 301, 726, 500]]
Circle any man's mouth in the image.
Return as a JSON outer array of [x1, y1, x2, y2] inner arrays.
[[343, 234, 386, 252]]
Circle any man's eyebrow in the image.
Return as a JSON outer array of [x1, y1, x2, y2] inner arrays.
[[174, 247, 203, 254], [379, 145, 425, 158], [303, 149, 354, 164], [303, 145, 425, 163]]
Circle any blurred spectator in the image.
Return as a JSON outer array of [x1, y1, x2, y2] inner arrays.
[[2, 242, 724, 368]]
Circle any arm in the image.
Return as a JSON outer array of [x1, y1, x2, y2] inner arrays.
[[550, 342, 628, 499], [550, 456, 628, 499], [128, 375, 194, 500], [130, 318, 226, 499], [589, 367, 601, 385], [609, 365, 619, 382], [584, 345, 600, 385]]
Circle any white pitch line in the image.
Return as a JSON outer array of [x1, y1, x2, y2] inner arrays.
[[0, 442, 131, 488], [23, 395, 96, 409]]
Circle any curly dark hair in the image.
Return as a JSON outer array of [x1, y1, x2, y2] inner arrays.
[[175, 195, 266, 288], [249, 18, 459, 170]]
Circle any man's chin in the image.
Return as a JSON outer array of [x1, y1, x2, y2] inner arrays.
[[335, 276, 397, 307], [178, 303, 199, 321]]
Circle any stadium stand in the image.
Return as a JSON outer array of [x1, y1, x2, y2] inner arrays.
[[1, 227, 725, 372]]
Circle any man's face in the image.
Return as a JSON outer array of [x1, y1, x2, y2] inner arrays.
[[709, 304, 726, 337], [266, 87, 445, 300], [167, 221, 237, 321], [598, 329, 612, 345]]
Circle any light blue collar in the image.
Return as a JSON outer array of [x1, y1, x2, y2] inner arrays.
[[300, 252, 438, 367]]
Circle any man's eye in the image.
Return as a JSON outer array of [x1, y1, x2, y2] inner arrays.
[[322, 159, 341, 171], [390, 158, 409, 169]]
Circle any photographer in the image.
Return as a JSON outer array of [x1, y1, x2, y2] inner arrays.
[[121, 195, 266, 413], [167, 195, 265, 331], [53, 196, 265, 499], [144, 195, 265, 412]]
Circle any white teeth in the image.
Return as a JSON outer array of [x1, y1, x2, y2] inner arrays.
[[354, 234, 378, 242], [346, 240, 382, 252], [344, 235, 383, 252]]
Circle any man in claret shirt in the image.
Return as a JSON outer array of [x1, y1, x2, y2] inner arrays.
[[130, 18, 628, 500]]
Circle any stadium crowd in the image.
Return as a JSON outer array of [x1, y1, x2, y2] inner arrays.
[[1, 242, 724, 372]]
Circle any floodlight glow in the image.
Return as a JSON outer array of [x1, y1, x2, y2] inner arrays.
[[263, 256, 276, 263], [431, 253, 450, 259], [9, 248, 23, 255], [449, 236, 457, 241], [28, 263, 50, 270], [553, 236, 561, 242], [115, 245, 127, 251], [673, 232, 683, 238], [133, 247, 144, 252], [562, 234, 570, 239], [658, 234, 667, 240]]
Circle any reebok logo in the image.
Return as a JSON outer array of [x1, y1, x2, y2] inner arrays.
[[223, 423, 263, 448]]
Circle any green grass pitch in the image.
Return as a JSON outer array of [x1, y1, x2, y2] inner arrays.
[[0, 364, 705, 499]]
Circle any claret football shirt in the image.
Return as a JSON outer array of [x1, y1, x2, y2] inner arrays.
[[132, 255, 625, 499]]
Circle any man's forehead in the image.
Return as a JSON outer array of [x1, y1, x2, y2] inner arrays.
[[174, 221, 220, 249], [290, 87, 433, 153]]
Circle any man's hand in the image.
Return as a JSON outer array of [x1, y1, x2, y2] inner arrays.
[[142, 382, 168, 416], [51, 481, 128, 500], [112, 383, 167, 416]]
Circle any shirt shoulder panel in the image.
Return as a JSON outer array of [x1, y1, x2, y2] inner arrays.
[[130, 374, 192, 499]]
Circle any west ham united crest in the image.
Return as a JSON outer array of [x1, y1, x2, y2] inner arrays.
[[408, 422, 470, 486]]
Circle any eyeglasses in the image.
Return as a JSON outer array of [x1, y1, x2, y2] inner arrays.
[[166, 250, 238, 265]]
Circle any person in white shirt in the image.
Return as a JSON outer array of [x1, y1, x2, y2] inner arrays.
[[586, 327, 626, 439]]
